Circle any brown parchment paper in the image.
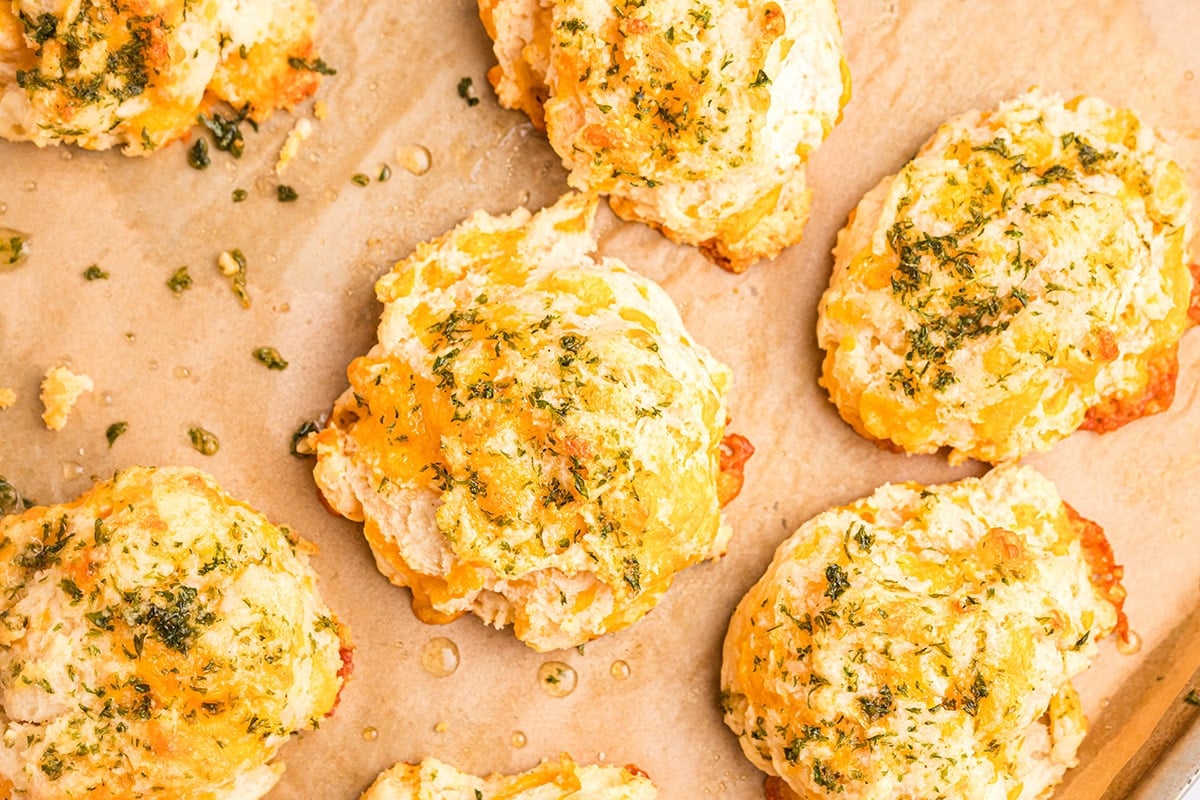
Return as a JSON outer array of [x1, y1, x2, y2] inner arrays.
[[1, 1, 1199, 798]]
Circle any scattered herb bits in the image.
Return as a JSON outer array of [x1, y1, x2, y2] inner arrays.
[[106, 422, 128, 447], [457, 76, 480, 106], [253, 347, 289, 370], [378, 164, 392, 182], [199, 106, 251, 158], [288, 56, 337, 75], [187, 138, 210, 169], [351, 173, 371, 187], [167, 266, 193, 294], [187, 426, 220, 456], [1186, 689, 1200, 707], [232, 189, 248, 203], [290, 420, 321, 457], [277, 184, 299, 202], [83, 265, 109, 281]]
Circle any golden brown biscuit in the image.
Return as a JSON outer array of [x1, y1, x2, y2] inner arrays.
[[0, 466, 349, 799], [314, 192, 747, 651], [479, 0, 850, 272], [721, 465, 1127, 800], [360, 755, 657, 800], [817, 90, 1194, 464], [0, 0, 324, 153]]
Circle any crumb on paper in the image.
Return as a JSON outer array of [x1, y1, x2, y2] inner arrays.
[[40, 366, 94, 431], [0, 388, 16, 409], [275, 117, 313, 175], [313, 100, 328, 120]]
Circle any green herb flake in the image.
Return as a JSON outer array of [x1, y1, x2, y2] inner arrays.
[[857, 685, 895, 721], [825, 564, 850, 602], [187, 138, 210, 169], [276, 184, 299, 202], [1, 234, 26, 265], [39, 745, 65, 780], [253, 347, 288, 370], [232, 188, 248, 203], [456, 76, 480, 106], [0, 475, 22, 515], [287, 56, 337, 75], [105, 422, 128, 447], [351, 173, 371, 187], [166, 266, 193, 294], [83, 264, 109, 281], [198, 107, 250, 159], [290, 420, 321, 457], [59, 578, 84, 602], [1185, 689, 1200, 706], [750, 69, 771, 88], [378, 164, 392, 182], [811, 758, 842, 792], [188, 426, 220, 456]]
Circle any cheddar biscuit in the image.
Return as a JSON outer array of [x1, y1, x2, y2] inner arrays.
[[721, 465, 1127, 800], [479, 0, 850, 272], [0, 0, 324, 153], [314, 192, 748, 652], [360, 756, 656, 800], [0, 466, 349, 799], [817, 90, 1194, 463]]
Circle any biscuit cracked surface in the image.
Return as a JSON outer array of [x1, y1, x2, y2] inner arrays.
[[314, 192, 742, 652], [0, 0, 324, 153], [721, 465, 1126, 800], [0, 466, 348, 800], [360, 755, 657, 800], [479, 0, 849, 272], [817, 90, 1194, 463]]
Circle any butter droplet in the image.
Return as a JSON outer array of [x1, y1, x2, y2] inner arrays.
[[361, 726, 378, 741], [420, 637, 460, 677], [538, 661, 578, 697], [510, 731, 527, 748], [610, 660, 631, 680], [395, 144, 432, 176]]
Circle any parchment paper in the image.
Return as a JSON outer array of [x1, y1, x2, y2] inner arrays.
[[1, 2, 1198, 798]]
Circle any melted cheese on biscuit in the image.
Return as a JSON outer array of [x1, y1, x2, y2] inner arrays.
[[817, 89, 1194, 463], [0, 466, 347, 800], [721, 465, 1122, 800], [360, 756, 657, 800], [0, 0, 322, 153], [314, 192, 735, 652], [480, 0, 850, 272]]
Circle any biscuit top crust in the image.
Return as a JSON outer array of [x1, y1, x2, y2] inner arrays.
[[314, 193, 735, 649], [360, 755, 657, 800], [0, 466, 346, 800], [818, 89, 1193, 463], [0, 0, 322, 153], [480, 0, 850, 271], [721, 465, 1122, 800]]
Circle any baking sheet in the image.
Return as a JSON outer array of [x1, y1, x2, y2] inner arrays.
[[1, 1, 1199, 797]]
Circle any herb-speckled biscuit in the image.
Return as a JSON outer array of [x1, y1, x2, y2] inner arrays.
[[360, 756, 657, 800], [0, 466, 349, 800], [479, 0, 850, 272], [818, 90, 1194, 463], [721, 465, 1128, 800], [0, 0, 325, 153], [313, 192, 751, 652]]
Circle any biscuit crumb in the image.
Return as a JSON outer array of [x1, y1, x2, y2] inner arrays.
[[40, 365, 94, 430], [313, 100, 328, 120], [275, 118, 313, 175], [0, 387, 15, 410]]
